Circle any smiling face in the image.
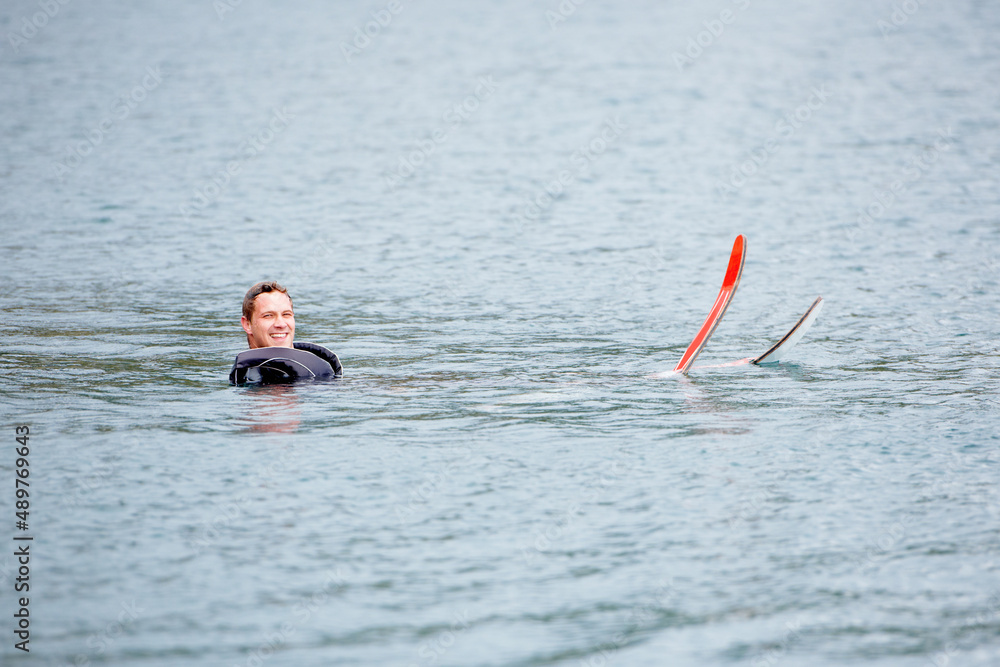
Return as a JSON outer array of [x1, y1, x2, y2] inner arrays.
[[241, 291, 295, 348]]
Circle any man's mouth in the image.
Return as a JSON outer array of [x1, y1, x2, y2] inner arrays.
[[270, 333, 288, 340]]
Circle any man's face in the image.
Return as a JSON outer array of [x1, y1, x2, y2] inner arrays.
[[242, 291, 295, 348]]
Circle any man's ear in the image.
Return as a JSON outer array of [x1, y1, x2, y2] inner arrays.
[[241, 316, 253, 335]]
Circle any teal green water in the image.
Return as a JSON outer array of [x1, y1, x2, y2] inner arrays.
[[1, 0, 999, 665]]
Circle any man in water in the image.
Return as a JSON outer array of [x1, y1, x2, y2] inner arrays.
[[241, 280, 295, 349], [230, 281, 342, 384]]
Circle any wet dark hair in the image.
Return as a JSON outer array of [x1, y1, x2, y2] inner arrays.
[[242, 281, 292, 321]]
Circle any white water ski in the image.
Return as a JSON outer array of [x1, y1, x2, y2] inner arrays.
[[752, 296, 824, 364]]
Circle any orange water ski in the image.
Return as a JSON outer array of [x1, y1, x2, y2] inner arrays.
[[673, 234, 746, 374]]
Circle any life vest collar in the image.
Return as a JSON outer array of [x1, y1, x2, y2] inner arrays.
[[229, 342, 343, 385]]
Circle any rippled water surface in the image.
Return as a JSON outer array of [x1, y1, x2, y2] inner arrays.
[[1, 0, 999, 665]]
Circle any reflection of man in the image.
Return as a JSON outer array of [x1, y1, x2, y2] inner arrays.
[[241, 281, 295, 348], [229, 281, 342, 385]]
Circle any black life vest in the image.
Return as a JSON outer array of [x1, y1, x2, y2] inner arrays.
[[229, 342, 343, 385]]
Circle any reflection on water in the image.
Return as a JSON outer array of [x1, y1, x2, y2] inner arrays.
[[239, 384, 303, 434]]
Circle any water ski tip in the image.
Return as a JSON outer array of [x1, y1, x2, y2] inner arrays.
[[752, 296, 824, 365], [672, 235, 746, 374]]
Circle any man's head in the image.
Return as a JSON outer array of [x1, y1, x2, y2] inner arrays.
[[241, 281, 295, 349]]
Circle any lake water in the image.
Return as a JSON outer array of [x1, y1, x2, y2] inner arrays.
[[1, 0, 999, 665]]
